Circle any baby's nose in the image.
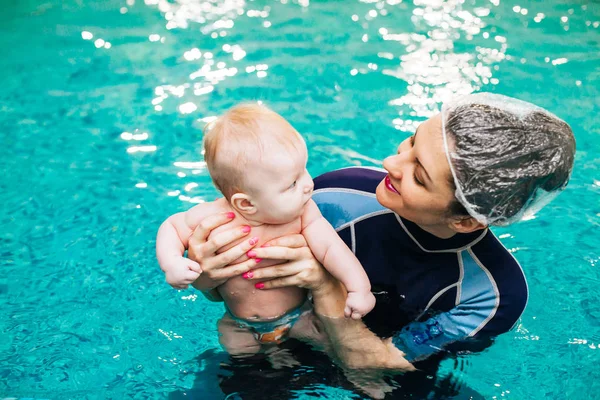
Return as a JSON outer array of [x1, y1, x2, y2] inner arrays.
[[304, 182, 314, 194]]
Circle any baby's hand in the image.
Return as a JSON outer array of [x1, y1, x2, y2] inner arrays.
[[344, 290, 376, 320], [164, 257, 202, 289]]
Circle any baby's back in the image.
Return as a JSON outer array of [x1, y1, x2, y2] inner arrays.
[[202, 199, 307, 320]]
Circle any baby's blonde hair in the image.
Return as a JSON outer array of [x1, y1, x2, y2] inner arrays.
[[203, 103, 305, 200]]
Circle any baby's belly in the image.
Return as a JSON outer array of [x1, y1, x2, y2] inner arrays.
[[218, 274, 307, 320]]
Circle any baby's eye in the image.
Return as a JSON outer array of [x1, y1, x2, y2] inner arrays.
[[289, 181, 297, 189]]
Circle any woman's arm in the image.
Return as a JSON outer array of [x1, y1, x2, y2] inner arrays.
[[253, 241, 504, 367], [248, 236, 415, 371], [309, 278, 415, 371]]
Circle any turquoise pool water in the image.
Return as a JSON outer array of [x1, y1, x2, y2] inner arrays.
[[1, 0, 599, 398]]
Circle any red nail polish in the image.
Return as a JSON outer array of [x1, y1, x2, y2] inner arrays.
[[248, 236, 259, 246], [255, 282, 264, 289], [242, 271, 253, 279], [247, 250, 257, 258], [254, 258, 262, 264], [241, 225, 251, 233], [226, 212, 235, 219]]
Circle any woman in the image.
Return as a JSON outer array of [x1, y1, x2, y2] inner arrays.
[[187, 93, 575, 370]]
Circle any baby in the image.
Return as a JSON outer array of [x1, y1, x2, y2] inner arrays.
[[156, 103, 375, 353]]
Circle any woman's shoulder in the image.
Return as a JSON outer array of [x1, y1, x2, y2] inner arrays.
[[312, 167, 391, 230], [465, 230, 529, 333], [470, 230, 528, 284], [314, 166, 386, 193]]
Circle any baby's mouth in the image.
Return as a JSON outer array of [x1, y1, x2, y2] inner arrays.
[[385, 175, 399, 194]]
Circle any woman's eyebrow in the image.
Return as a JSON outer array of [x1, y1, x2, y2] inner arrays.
[[413, 128, 432, 184]]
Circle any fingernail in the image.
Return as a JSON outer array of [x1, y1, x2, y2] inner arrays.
[[247, 250, 257, 258], [242, 271, 253, 279], [226, 212, 235, 219], [260, 243, 270, 248], [254, 258, 262, 264], [255, 283, 264, 289], [241, 225, 251, 233], [248, 236, 259, 246]]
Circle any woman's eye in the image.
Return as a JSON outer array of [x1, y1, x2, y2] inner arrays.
[[289, 181, 297, 189], [410, 134, 415, 146], [413, 172, 424, 187]]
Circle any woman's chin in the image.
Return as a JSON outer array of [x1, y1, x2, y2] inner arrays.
[[375, 180, 393, 208], [377, 180, 404, 215]]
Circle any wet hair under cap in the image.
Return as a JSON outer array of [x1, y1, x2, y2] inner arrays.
[[443, 95, 576, 225]]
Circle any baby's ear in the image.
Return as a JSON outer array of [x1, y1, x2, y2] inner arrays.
[[230, 193, 257, 215]]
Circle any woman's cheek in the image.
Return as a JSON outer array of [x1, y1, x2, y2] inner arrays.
[[401, 181, 417, 206], [400, 179, 410, 196]]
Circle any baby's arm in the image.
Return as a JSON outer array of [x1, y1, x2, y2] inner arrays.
[[156, 206, 205, 289], [301, 200, 375, 319]]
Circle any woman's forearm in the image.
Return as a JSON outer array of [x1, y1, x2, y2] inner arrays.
[[311, 279, 415, 371], [311, 277, 347, 317]]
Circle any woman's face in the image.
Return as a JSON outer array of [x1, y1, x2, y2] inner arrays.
[[376, 113, 457, 228]]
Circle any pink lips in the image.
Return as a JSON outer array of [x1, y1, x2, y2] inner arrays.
[[385, 175, 399, 194]]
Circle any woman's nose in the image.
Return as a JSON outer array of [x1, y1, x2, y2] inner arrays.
[[383, 155, 403, 180]]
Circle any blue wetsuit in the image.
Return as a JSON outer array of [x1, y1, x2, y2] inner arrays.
[[313, 167, 528, 363]]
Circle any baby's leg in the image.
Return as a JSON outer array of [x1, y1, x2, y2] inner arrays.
[[217, 313, 261, 358]]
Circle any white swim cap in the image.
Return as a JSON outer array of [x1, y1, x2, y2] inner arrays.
[[441, 93, 576, 226]]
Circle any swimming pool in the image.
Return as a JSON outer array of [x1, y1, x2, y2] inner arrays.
[[1, 0, 599, 398]]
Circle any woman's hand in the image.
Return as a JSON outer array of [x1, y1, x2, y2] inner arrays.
[[187, 212, 261, 290], [244, 234, 333, 293]]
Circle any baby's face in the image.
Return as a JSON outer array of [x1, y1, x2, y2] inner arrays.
[[245, 146, 314, 224]]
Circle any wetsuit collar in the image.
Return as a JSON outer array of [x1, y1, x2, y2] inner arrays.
[[395, 214, 488, 253]]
